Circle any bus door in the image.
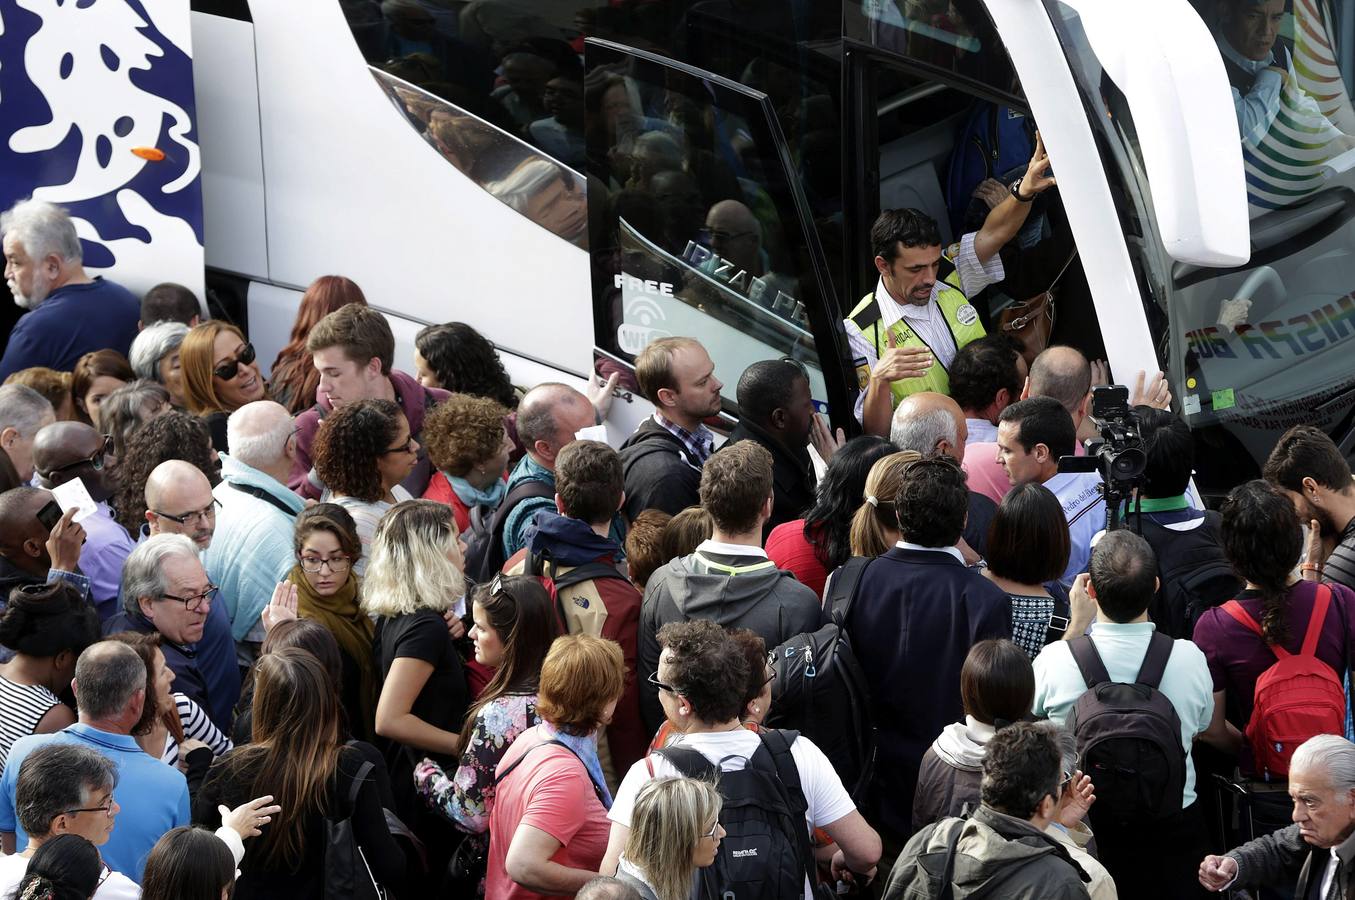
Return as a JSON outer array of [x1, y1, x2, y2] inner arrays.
[[583, 38, 854, 434], [841, 2, 1103, 379]]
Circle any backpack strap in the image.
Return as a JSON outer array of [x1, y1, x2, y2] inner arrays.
[[1300, 585, 1334, 659], [828, 556, 871, 624], [228, 481, 299, 518], [346, 760, 375, 812], [757, 730, 819, 896], [1134, 630, 1175, 689], [1068, 635, 1112, 689], [651, 745, 720, 781], [1220, 599, 1294, 661]]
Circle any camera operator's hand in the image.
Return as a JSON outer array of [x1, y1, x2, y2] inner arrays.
[[1129, 370, 1172, 410], [1063, 573, 1096, 639]]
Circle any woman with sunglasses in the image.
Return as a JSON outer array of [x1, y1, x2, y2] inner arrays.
[[312, 399, 419, 576], [180, 322, 268, 453], [413, 574, 558, 895], [283, 503, 377, 740], [615, 776, 725, 900]]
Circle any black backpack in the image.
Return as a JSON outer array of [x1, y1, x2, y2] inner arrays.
[[1131, 512, 1242, 639], [462, 480, 554, 582], [655, 730, 821, 900], [766, 557, 875, 804], [1066, 632, 1186, 825], [324, 760, 386, 900]]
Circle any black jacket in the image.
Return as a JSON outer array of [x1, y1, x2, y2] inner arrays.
[[724, 419, 815, 540], [619, 419, 704, 519], [846, 547, 1011, 835], [103, 606, 214, 730]]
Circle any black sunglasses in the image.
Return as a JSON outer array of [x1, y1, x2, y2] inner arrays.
[[43, 434, 114, 478], [647, 670, 681, 695], [213, 343, 257, 381]]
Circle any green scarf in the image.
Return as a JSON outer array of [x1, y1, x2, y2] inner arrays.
[[287, 566, 377, 738]]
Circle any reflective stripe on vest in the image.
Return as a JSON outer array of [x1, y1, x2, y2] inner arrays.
[[849, 276, 986, 405]]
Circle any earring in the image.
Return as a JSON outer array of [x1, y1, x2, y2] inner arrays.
[[750, 705, 759, 715], [679, 707, 689, 716]]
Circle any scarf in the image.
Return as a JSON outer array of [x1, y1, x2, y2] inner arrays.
[[540, 722, 613, 808], [449, 474, 507, 509], [287, 566, 377, 736]]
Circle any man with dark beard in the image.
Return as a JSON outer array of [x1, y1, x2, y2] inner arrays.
[[1264, 425, 1355, 591]]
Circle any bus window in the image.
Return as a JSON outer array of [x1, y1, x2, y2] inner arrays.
[[585, 42, 841, 417], [1048, 0, 1355, 487]]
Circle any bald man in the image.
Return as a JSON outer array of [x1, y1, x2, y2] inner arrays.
[[0, 488, 89, 636], [705, 200, 763, 280], [32, 423, 134, 617], [144, 460, 216, 548], [889, 392, 997, 559], [475, 383, 627, 576]]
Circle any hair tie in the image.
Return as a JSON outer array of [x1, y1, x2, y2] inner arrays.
[[20, 877, 55, 900], [865, 495, 878, 508]]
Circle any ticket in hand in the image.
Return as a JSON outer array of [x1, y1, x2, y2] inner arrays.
[[50, 477, 98, 523]]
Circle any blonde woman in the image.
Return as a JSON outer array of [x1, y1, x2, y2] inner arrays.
[[848, 450, 922, 557], [615, 777, 724, 900], [363, 498, 470, 891]]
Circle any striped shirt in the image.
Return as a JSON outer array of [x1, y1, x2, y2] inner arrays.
[[0, 677, 60, 774], [162, 692, 233, 768], [1325, 518, 1355, 594]]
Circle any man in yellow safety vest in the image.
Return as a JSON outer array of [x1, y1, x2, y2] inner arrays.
[[849, 132, 1058, 436]]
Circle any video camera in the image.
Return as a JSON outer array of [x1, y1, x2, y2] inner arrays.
[[1057, 385, 1147, 531]]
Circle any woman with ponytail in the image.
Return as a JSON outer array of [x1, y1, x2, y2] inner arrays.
[[13, 834, 101, 900], [1194, 479, 1355, 763], [846, 451, 921, 560]]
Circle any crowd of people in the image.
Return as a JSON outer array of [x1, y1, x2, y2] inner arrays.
[[6, 186, 1355, 900]]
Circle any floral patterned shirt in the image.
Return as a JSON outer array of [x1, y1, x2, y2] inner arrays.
[[413, 693, 540, 834]]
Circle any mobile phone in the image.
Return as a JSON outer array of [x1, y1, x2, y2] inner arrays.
[[37, 500, 63, 531]]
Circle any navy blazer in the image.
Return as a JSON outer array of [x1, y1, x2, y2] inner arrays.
[[844, 546, 1011, 835]]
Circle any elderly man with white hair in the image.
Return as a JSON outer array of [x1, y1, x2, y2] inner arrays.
[[202, 401, 305, 649], [1201, 734, 1355, 897], [0, 384, 54, 484], [0, 198, 139, 380]]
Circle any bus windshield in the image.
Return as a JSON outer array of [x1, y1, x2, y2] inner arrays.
[[1047, 0, 1355, 488]]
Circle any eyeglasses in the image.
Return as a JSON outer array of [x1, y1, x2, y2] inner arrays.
[[66, 795, 115, 817], [212, 343, 257, 381], [151, 498, 220, 527], [159, 584, 218, 613], [698, 226, 756, 244], [380, 436, 416, 455], [701, 819, 721, 840], [300, 555, 351, 574], [647, 670, 680, 695], [43, 434, 114, 477]]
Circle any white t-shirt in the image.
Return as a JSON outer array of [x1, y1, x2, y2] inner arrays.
[[609, 729, 857, 897], [0, 852, 139, 899]]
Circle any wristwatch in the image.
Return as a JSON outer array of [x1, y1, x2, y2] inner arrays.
[[1009, 177, 1033, 202]]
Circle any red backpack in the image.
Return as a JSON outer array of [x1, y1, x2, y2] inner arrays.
[[1221, 585, 1346, 780]]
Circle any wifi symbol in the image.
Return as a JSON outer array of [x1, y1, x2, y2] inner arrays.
[[625, 296, 666, 327]]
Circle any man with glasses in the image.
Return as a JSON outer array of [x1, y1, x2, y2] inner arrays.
[[203, 401, 305, 654], [0, 642, 189, 880], [102, 534, 226, 732], [0, 743, 138, 898], [31, 422, 134, 617], [884, 723, 1092, 899], [143, 459, 218, 547]]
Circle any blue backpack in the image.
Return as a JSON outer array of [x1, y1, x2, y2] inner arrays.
[[945, 101, 1036, 234]]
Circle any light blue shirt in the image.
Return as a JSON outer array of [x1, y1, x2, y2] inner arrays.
[[202, 454, 305, 641], [1032, 620, 1214, 808], [1044, 471, 1105, 587], [0, 724, 190, 881]]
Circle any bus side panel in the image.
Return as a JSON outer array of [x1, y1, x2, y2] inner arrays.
[[0, 0, 206, 300], [191, 11, 267, 279], [245, 0, 592, 373]]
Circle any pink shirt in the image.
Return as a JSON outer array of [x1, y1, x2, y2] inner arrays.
[[963, 439, 1087, 506], [486, 728, 610, 900]]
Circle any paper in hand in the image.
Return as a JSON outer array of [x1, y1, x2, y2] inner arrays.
[[50, 477, 98, 524], [574, 424, 609, 444]]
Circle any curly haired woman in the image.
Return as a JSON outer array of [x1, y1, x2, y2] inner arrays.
[[312, 399, 419, 576], [413, 322, 518, 409], [113, 410, 219, 536], [421, 393, 513, 532]]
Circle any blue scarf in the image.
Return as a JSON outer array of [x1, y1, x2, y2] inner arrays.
[[540, 722, 613, 808], [449, 474, 507, 509]]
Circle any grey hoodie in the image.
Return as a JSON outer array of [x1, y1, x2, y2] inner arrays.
[[637, 547, 823, 733], [885, 806, 1091, 900]]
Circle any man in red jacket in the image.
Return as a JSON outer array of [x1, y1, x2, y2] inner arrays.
[[504, 440, 644, 788], [288, 304, 448, 499]]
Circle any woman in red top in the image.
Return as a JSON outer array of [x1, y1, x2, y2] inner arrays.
[[487, 633, 626, 900], [421, 393, 514, 532], [765, 436, 894, 598]]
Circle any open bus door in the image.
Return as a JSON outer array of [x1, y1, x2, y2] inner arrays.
[[583, 38, 855, 434]]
